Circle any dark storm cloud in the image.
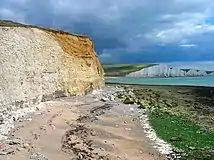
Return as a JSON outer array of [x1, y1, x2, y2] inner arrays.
[[0, 0, 214, 62]]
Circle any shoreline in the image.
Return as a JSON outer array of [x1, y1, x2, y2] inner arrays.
[[105, 75, 214, 88], [115, 84, 214, 159], [105, 75, 214, 79], [106, 82, 214, 89]]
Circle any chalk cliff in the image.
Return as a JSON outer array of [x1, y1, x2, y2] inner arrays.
[[127, 64, 214, 77], [0, 20, 104, 114]]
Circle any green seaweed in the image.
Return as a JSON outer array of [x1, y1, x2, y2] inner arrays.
[[149, 111, 214, 159]]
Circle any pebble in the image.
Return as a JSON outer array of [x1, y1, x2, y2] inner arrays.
[[8, 138, 22, 145], [18, 119, 23, 122], [100, 97, 109, 102], [0, 151, 7, 155], [0, 135, 8, 141], [0, 116, 4, 125], [50, 124, 56, 129], [90, 130, 96, 136], [0, 146, 16, 155], [124, 128, 131, 131], [132, 118, 137, 122], [109, 95, 115, 101], [130, 108, 134, 111], [26, 118, 32, 121], [12, 117, 16, 121], [30, 152, 48, 160], [36, 107, 40, 111], [22, 143, 30, 149], [0, 143, 4, 149]]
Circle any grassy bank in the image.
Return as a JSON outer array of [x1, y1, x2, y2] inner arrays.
[[149, 111, 214, 159], [115, 85, 214, 159], [102, 64, 155, 76]]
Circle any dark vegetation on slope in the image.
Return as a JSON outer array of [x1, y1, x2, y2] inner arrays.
[[115, 85, 214, 159], [0, 20, 88, 38], [102, 64, 156, 76]]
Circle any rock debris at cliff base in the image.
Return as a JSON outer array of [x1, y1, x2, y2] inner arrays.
[[0, 24, 104, 124]]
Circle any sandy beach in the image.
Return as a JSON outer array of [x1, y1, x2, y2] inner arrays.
[[0, 86, 166, 160], [0, 84, 213, 160]]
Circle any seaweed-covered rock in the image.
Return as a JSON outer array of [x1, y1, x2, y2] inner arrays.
[[170, 137, 182, 142], [123, 97, 135, 104]]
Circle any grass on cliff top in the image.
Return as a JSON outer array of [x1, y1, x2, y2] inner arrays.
[[102, 64, 156, 77], [0, 20, 87, 38], [149, 111, 214, 159]]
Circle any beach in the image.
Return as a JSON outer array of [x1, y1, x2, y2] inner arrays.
[[0, 84, 213, 160], [0, 86, 167, 160]]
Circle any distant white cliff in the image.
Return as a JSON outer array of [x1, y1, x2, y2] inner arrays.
[[126, 64, 214, 77]]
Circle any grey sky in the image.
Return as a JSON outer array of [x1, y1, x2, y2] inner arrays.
[[1, 0, 214, 63]]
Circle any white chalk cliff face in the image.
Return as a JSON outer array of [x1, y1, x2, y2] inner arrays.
[[0, 23, 104, 117], [126, 64, 214, 78]]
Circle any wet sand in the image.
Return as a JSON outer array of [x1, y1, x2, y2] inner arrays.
[[0, 86, 165, 160]]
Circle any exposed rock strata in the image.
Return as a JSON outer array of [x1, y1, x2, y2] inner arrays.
[[0, 21, 104, 117]]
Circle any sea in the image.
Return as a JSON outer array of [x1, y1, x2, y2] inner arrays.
[[105, 76, 214, 87]]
